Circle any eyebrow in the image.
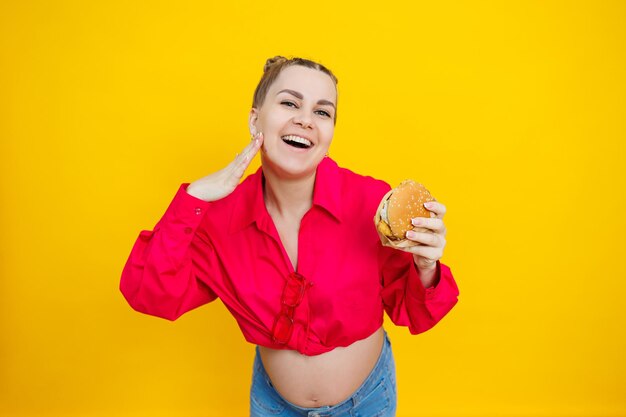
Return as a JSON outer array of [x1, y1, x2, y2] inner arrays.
[[276, 89, 336, 110]]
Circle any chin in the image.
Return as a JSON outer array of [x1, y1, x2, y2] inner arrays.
[[261, 152, 323, 179]]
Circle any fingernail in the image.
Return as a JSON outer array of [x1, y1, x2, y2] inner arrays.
[[424, 202, 433, 209], [406, 231, 415, 239], [412, 218, 422, 226]]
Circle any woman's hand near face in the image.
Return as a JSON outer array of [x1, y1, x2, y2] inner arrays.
[[186, 133, 264, 202], [402, 201, 448, 273]]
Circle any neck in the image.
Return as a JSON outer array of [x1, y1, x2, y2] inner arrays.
[[262, 166, 316, 220]]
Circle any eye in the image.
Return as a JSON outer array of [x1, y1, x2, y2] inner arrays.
[[315, 109, 332, 118], [281, 100, 298, 108]]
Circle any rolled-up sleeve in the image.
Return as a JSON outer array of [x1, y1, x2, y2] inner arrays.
[[379, 247, 459, 334], [120, 184, 219, 321]]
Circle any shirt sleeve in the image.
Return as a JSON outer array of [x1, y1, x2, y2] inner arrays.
[[119, 184, 219, 321], [379, 246, 459, 334]]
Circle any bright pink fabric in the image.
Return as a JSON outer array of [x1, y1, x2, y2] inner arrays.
[[120, 158, 459, 355]]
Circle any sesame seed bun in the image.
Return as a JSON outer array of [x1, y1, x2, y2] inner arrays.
[[374, 180, 436, 248]]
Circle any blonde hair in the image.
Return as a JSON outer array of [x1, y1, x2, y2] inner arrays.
[[252, 56, 338, 123]]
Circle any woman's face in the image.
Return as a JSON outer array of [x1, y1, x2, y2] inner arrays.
[[249, 65, 337, 179]]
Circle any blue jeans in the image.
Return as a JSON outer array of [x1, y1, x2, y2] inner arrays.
[[250, 332, 397, 417]]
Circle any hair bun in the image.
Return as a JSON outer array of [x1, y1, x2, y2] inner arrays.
[[264, 56, 288, 72]]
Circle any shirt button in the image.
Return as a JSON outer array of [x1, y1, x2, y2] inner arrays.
[[184, 227, 193, 234], [195, 207, 202, 215]]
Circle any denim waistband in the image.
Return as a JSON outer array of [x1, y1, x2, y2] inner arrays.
[[253, 330, 393, 415]]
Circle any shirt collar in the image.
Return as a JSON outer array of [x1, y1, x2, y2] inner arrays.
[[311, 156, 342, 222], [229, 157, 342, 234]]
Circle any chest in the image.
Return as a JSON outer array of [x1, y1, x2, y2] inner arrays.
[[212, 209, 386, 326], [272, 217, 300, 271]]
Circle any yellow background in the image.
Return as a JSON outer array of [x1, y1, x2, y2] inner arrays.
[[1, 1, 625, 416]]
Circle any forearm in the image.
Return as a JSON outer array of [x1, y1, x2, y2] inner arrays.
[[382, 258, 458, 335], [415, 259, 439, 289], [120, 184, 218, 320]]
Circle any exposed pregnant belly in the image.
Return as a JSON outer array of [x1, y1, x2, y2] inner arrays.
[[258, 326, 385, 408]]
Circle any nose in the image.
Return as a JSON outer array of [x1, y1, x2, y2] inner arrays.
[[293, 111, 313, 129]]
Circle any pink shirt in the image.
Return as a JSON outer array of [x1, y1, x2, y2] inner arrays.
[[120, 157, 459, 355]]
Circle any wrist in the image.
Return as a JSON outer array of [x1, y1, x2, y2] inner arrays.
[[414, 256, 439, 288], [186, 183, 208, 202], [413, 254, 436, 271]]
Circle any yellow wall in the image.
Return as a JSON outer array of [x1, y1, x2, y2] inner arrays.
[[1, 1, 625, 416]]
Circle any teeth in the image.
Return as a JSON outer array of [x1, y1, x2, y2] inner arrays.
[[282, 135, 312, 147]]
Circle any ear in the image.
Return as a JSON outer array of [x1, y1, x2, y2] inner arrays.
[[249, 108, 259, 136]]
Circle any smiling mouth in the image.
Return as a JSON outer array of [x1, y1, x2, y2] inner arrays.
[[282, 135, 312, 149]]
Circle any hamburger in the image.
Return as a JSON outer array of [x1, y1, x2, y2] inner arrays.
[[374, 180, 436, 248]]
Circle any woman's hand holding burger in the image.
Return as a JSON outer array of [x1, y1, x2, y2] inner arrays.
[[186, 133, 264, 202], [406, 201, 447, 273], [374, 180, 448, 287]]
